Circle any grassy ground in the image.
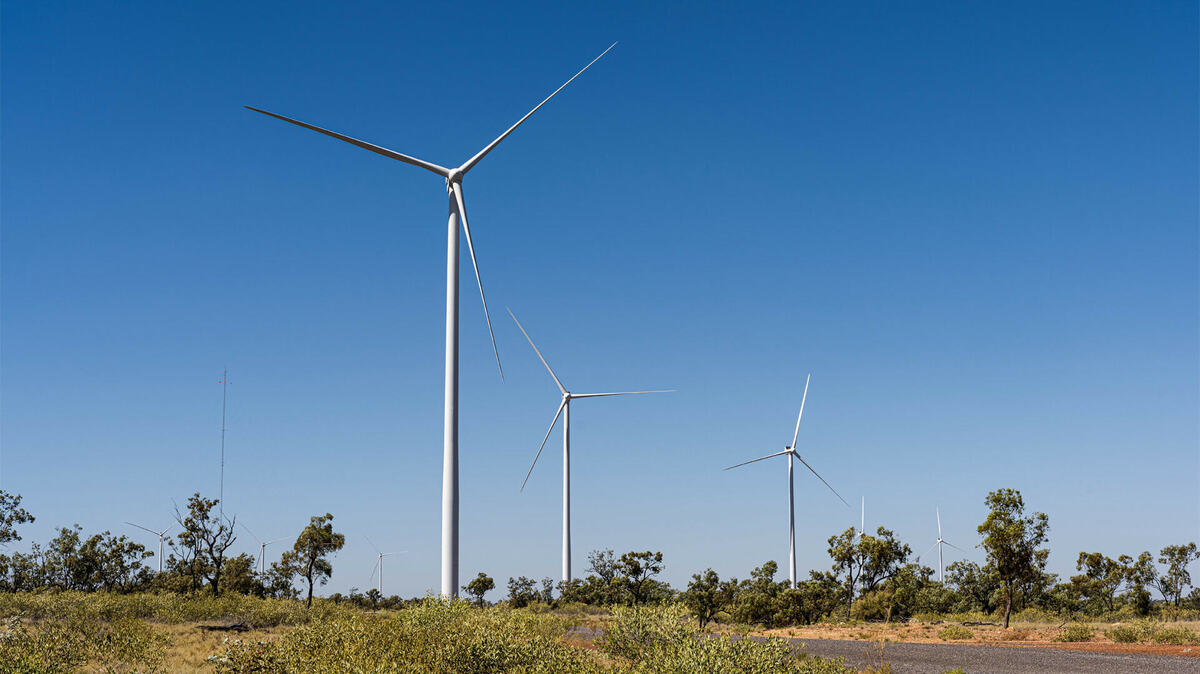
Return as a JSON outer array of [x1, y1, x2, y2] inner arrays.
[[0, 593, 867, 673]]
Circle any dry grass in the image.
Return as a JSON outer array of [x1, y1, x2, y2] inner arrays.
[[153, 623, 292, 673]]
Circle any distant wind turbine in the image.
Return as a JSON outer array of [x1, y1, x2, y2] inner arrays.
[[366, 537, 407, 596], [858, 496, 865, 540], [125, 522, 172, 573], [920, 507, 966, 582], [510, 308, 673, 582], [247, 44, 617, 597], [241, 523, 287, 575], [724, 375, 849, 589]]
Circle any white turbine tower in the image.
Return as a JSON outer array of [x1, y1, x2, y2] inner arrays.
[[510, 308, 673, 582], [247, 44, 616, 596], [241, 523, 287, 575], [724, 375, 849, 589], [858, 496, 865, 540], [366, 537, 407, 596], [125, 522, 172, 573], [920, 507, 965, 582]]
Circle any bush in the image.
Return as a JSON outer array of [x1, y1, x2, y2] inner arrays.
[[211, 599, 594, 673], [937, 626, 974, 641], [1149, 626, 1200, 646], [0, 611, 168, 673], [1106, 624, 1145, 643], [600, 604, 856, 673], [1054, 624, 1094, 642]]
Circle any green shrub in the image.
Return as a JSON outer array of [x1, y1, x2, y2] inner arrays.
[[211, 599, 597, 673], [0, 612, 168, 673], [937, 626, 973, 641], [1054, 624, 1094, 642], [1106, 624, 1144, 643], [1149, 626, 1200, 646], [600, 604, 856, 673]]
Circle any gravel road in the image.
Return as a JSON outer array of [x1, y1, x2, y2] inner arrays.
[[788, 637, 1199, 673]]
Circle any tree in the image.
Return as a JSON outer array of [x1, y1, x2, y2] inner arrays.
[[0, 491, 34, 547], [682, 568, 737, 628], [174, 494, 237, 597], [507, 576, 540, 608], [463, 572, 494, 607], [615, 550, 664, 606], [1070, 552, 1125, 613], [1151, 543, 1200, 606], [977, 488, 1049, 628], [828, 526, 911, 617], [289, 513, 344, 608]]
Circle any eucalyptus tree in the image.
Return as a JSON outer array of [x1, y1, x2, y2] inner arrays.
[[977, 488, 1049, 628]]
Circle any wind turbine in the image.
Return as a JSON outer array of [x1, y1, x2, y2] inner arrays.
[[920, 507, 965, 582], [858, 496, 865, 540], [125, 522, 172, 573], [510, 308, 673, 582], [366, 537, 407, 596], [724, 375, 849, 589], [247, 44, 616, 597], [241, 523, 287, 575]]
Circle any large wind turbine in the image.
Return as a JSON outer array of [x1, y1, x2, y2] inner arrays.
[[247, 45, 616, 596], [241, 523, 287, 575], [724, 375, 849, 589], [510, 309, 672, 582], [366, 537, 407, 596], [125, 522, 172, 573], [920, 507, 965, 582]]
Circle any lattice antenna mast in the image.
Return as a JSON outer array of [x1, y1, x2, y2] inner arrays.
[[218, 369, 230, 517]]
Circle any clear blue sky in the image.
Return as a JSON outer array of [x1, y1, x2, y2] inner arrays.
[[2, 1, 1196, 598]]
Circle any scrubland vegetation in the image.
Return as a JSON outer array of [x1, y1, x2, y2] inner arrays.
[[1, 487, 1198, 670]]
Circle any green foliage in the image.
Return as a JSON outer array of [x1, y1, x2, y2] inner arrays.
[[507, 575, 542, 608], [937, 625, 973, 641], [1054, 623, 1094, 642], [210, 599, 596, 673], [682, 568, 738, 628], [977, 488, 1049, 628], [0, 611, 168, 673], [1151, 543, 1200, 606], [601, 604, 855, 673], [0, 491, 34, 548], [173, 493, 238, 597], [463, 572, 494, 607], [1149, 625, 1200, 645], [287, 513, 344, 608], [1106, 622, 1150, 643], [616, 550, 665, 606]]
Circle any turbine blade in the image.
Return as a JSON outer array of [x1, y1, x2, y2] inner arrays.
[[792, 452, 850, 507], [266, 538, 287, 545], [365, 535, 381, 555], [459, 43, 616, 174], [125, 522, 158, 536], [452, 182, 503, 380], [507, 308, 566, 394], [521, 399, 567, 491], [158, 525, 173, 537], [944, 540, 967, 553], [723, 450, 790, 471], [790, 374, 811, 450], [244, 106, 450, 177], [571, 390, 675, 398], [920, 541, 939, 561], [239, 522, 262, 544], [369, 557, 380, 582], [384, 551, 409, 557]]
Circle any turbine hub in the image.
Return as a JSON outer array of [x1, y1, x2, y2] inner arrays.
[[445, 169, 463, 192]]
